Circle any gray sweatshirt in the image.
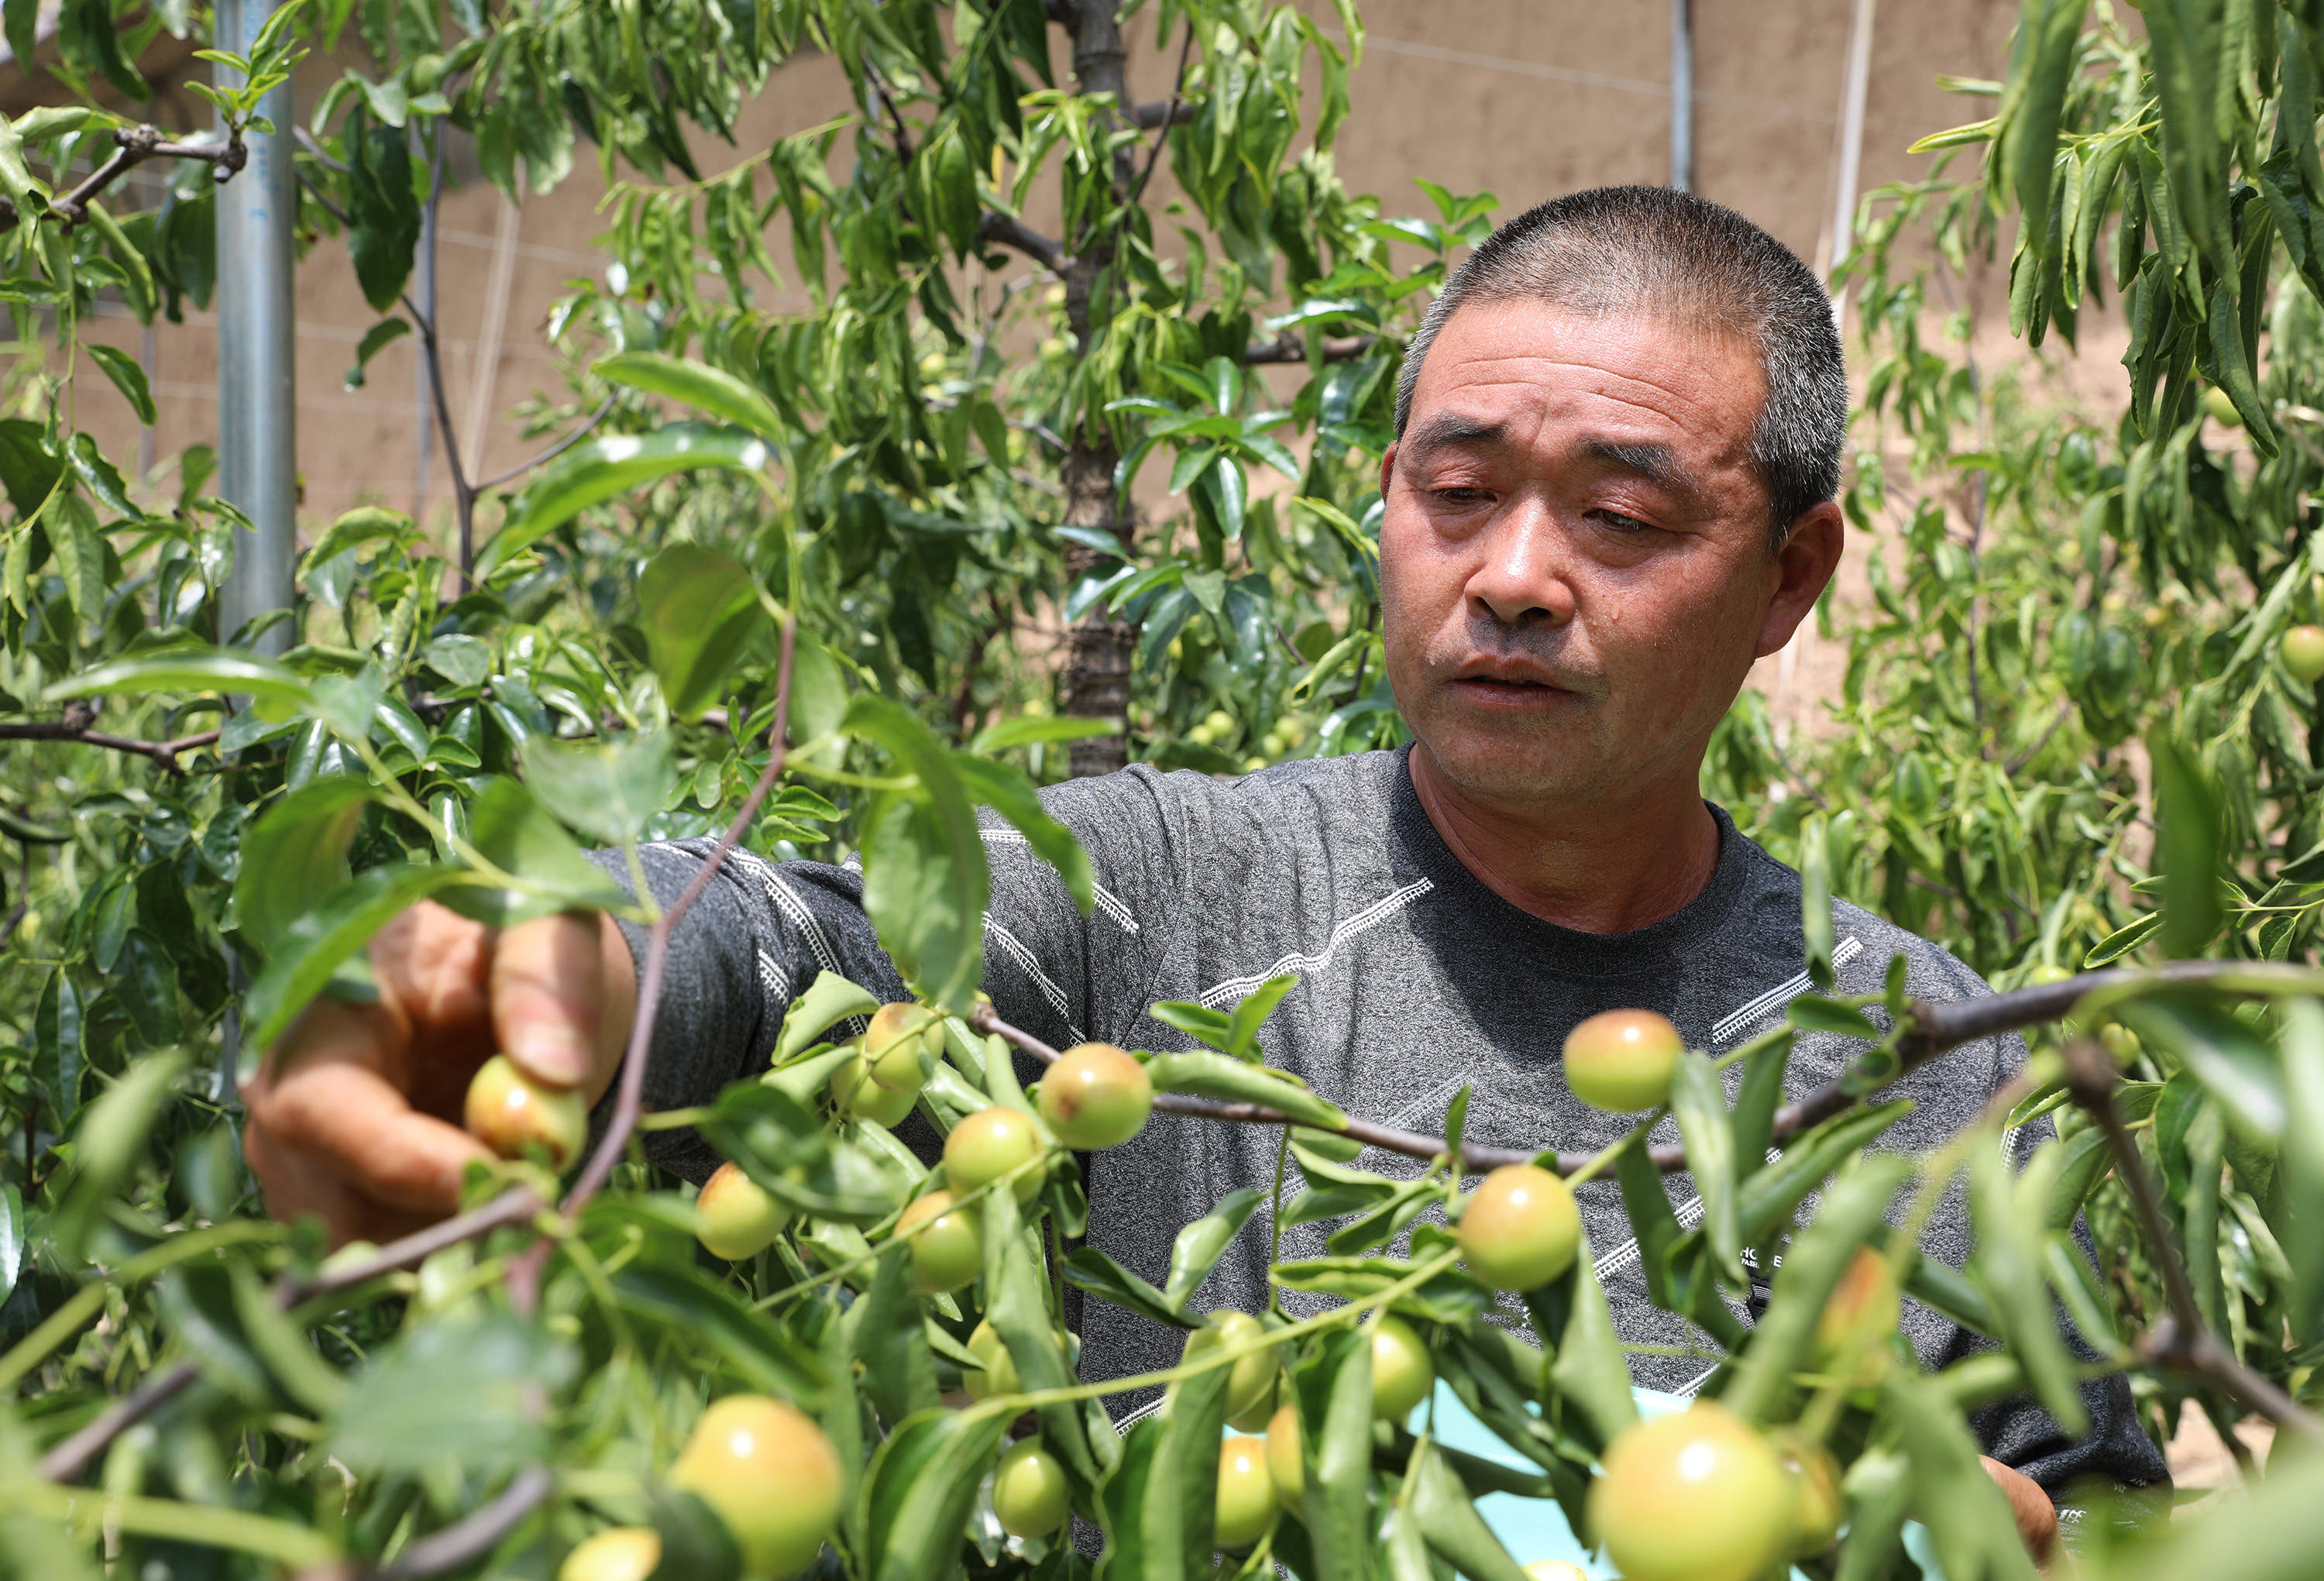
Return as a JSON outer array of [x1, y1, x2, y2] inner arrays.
[[596, 747, 2166, 1493]]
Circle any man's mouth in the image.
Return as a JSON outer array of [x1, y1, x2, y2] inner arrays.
[[1446, 669, 1580, 706]]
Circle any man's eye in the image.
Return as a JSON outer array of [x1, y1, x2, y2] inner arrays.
[[1590, 508, 1653, 534], [1433, 486, 1490, 503]]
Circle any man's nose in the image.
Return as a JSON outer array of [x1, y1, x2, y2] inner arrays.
[[1467, 498, 1575, 628]]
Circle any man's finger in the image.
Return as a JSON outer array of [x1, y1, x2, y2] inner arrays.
[[492, 910, 625, 1096], [253, 1000, 496, 1213]]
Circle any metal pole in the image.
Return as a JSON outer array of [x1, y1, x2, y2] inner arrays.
[[1830, 0, 1879, 283], [214, 0, 297, 655], [1670, 0, 1693, 194]]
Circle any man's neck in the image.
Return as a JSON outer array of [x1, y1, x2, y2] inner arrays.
[[1406, 744, 1723, 935]]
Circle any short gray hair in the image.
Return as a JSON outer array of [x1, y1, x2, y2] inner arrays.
[[1392, 186, 1848, 548]]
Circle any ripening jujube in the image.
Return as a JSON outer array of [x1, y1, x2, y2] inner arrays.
[[896, 1188, 982, 1294], [669, 1395, 844, 1580], [1562, 1009, 1683, 1112], [463, 1054, 589, 1167], [1215, 1435, 1277, 1548], [559, 1528, 662, 1581], [944, 1106, 1046, 1202], [1035, 1041, 1153, 1150], [991, 1439, 1071, 1538], [695, 1161, 791, 1261], [1587, 1403, 1793, 1581], [1369, 1314, 1434, 1421], [1456, 1163, 1581, 1291]]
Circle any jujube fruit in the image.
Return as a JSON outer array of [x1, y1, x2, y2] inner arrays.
[[1769, 1427, 1842, 1557], [1587, 1402, 1793, 1581], [669, 1394, 844, 1580], [965, 1321, 1021, 1401], [2284, 624, 2324, 683], [1214, 1435, 1277, 1548], [991, 1438, 1071, 1538], [1563, 1009, 1683, 1112], [829, 1051, 918, 1128], [1036, 1043, 1153, 1150], [1264, 1402, 1302, 1512], [696, 1161, 791, 1261], [1813, 1246, 1901, 1391], [1522, 1565, 1588, 1581], [896, 1189, 982, 1294], [559, 1527, 662, 1581], [944, 1107, 1046, 1203], [1185, 1311, 1277, 1428], [464, 1054, 589, 1167], [1369, 1314, 1433, 1421], [1456, 1164, 1580, 1291], [865, 1002, 940, 1091]]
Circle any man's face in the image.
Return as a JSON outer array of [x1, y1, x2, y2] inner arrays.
[[1378, 298, 1838, 813]]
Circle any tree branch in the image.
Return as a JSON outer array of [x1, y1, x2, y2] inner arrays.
[[1126, 25, 1196, 211], [370, 1465, 555, 1580], [978, 959, 2324, 1179], [0, 721, 222, 775], [1242, 331, 1380, 366], [2061, 1037, 2324, 1442], [472, 397, 617, 493], [1131, 98, 1198, 130], [38, 1187, 545, 1485], [1, 125, 246, 235], [976, 211, 1064, 273]]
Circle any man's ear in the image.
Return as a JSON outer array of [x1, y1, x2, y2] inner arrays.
[[1379, 441, 1399, 500], [1753, 500, 1844, 659]]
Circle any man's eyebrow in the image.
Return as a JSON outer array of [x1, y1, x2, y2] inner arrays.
[[1583, 438, 1697, 499], [1401, 414, 1505, 459]]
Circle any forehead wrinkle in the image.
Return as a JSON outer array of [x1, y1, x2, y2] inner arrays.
[[1420, 353, 1741, 433]]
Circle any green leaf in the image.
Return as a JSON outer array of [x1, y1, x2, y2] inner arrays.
[[847, 696, 988, 1011], [595, 351, 786, 443], [1721, 1154, 1911, 1424], [342, 316, 411, 390], [1064, 1245, 1195, 1328], [1968, 1140, 2087, 1436], [1163, 1187, 1263, 1310], [637, 543, 770, 720], [2117, 995, 2287, 1140], [1146, 998, 1237, 1053], [2282, 999, 2324, 1346], [445, 778, 627, 929], [952, 755, 1093, 915], [1411, 1442, 1529, 1581], [1670, 1051, 1741, 1280], [1786, 994, 1883, 1038], [773, 971, 881, 1067], [1801, 816, 1836, 991], [480, 424, 771, 578], [1737, 1100, 1916, 1246], [345, 105, 422, 311], [520, 731, 676, 846], [300, 505, 414, 576], [852, 1245, 940, 1423], [610, 1263, 827, 1400], [331, 1312, 576, 1477], [53, 1050, 187, 1259], [1294, 1326, 1377, 1581], [157, 1263, 275, 1405], [0, 1181, 21, 1311], [969, 712, 1122, 752], [85, 342, 156, 425], [46, 492, 106, 627], [860, 1407, 1011, 1581], [1526, 1236, 1638, 1453], [981, 1184, 1100, 1482], [47, 644, 313, 710], [0, 417, 61, 515], [1144, 1051, 1347, 1129], [1224, 974, 1297, 1059], [242, 863, 470, 1061], [234, 775, 377, 954]]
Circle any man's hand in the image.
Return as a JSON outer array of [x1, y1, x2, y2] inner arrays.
[[242, 902, 636, 1247], [1982, 1456, 2060, 1562]]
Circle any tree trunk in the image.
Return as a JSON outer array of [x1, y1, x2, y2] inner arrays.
[[1055, 0, 1140, 779]]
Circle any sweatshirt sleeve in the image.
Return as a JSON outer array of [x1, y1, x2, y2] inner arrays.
[[584, 766, 1198, 1179]]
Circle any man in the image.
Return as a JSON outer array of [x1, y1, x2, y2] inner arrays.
[[243, 187, 2164, 1552]]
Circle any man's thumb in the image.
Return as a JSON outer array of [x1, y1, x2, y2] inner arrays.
[[491, 910, 605, 1089]]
